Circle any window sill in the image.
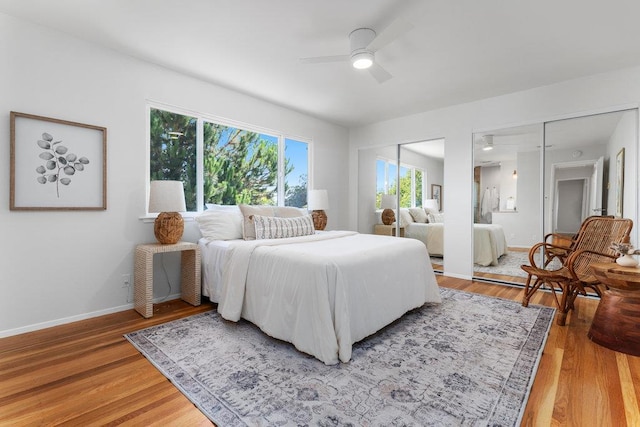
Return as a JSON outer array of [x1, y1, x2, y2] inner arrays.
[[139, 212, 198, 223]]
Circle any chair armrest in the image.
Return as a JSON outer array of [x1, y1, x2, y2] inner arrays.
[[527, 242, 573, 268], [544, 232, 575, 248]]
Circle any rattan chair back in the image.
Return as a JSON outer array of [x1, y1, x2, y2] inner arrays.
[[565, 216, 633, 282], [521, 216, 633, 325]]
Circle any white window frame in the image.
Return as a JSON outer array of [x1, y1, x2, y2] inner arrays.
[[146, 101, 312, 215], [376, 156, 426, 207]]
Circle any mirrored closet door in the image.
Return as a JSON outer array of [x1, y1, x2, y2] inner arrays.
[[471, 109, 638, 286], [357, 138, 445, 272], [472, 124, 543, 285]]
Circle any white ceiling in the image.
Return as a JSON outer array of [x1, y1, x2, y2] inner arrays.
[[3, 0, 640, 128]]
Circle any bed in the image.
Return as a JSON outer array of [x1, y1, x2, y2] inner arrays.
[[404, 222, 508, 266], [388, 207, 507, 266], [198, 224, 441, 365]]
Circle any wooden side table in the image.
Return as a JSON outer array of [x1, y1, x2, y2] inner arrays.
[[134, 241, 201, 318], [588, 262, 640, 356], [374, 224, 405, 237]]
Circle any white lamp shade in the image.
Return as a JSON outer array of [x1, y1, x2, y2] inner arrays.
[[424, 199, 439, 211], [381, 194, 397, 209], [148, 180, 186, 213], [308, 189, 329, 210]]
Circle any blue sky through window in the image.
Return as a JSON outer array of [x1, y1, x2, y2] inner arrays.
[[285, 138, 308, 187]]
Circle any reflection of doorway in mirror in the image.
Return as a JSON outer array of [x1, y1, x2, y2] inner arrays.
[[555, 179, 587, 234]]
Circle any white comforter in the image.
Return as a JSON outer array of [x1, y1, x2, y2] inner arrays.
[[405, 223, 508, 266], [200, 231, 441, 365]]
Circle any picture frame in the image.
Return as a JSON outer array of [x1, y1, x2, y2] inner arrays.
[[10, 112, 107, 210], [615, 147, 624, 217], [431, 184, 442, 211]]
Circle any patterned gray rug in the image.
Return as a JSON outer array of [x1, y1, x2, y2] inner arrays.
[[474, 251, 530, 277], [125, 289, 554, 426], [431, 251, 560, 279]]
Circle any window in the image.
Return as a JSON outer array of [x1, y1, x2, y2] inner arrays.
[[376, 158, 425, 208], [150, 106, 309, 212]]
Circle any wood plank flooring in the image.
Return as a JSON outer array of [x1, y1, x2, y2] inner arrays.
[[1, 277, 639, 426]]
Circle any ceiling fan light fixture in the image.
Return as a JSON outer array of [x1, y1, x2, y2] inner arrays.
[[482, 135, 494, 151], [351, 51, 373, 69]]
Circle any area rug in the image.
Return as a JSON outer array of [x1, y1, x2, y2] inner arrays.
[[474, 251, 530, 278], [125, 289, 554, 426], [431, 251, 561, 279]]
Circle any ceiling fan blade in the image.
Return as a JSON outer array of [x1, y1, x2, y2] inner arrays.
[[366, 17, 414, 51], [368, 62, 392, 84], [299, 54, 349, 64]]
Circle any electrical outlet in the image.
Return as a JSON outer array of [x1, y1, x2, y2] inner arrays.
[[122, 273, 131, 288]]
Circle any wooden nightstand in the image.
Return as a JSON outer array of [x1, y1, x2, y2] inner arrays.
[[374, 224, 405, 237], [134, 241, 201, 318]]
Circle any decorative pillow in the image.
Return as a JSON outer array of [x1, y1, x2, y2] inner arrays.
[[239, 204, 277, 240], [424, 207, 439, 217], [409, 207, 428, 223], [398, 209, 414, 227], [428, 212, 445, 223], [275, 206, 306, 218], [195, 210, 243, 240], [253, 214, 315, 239]]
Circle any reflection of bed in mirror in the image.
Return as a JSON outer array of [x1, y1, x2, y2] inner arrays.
[[404, 222, 508, 266]]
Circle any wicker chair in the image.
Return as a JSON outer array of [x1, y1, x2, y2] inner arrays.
[[521, 216, 633, 325], [538, 215, 614, 268]]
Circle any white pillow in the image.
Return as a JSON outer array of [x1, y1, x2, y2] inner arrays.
[[275, 206, 306, 218], [206, 204, 241, 212], [239, 204, 277, 240], [428, 212, 445, 223], [253, 214, 315, 239], [409, 207, 428, 223], [424, 207, 439, 217], [195, 210, 243, 240], [398, 209, 414, 227]]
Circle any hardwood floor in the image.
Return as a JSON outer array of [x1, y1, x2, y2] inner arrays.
[[1, 277, 639, 426]]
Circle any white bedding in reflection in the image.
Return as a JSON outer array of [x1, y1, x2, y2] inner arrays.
[[198, 231, 441, 365], [405, 222, 508, 266]]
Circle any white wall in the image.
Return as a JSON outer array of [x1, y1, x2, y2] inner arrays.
[[607, 110, 637, 217], [349, 67, 640, 279], [0, 13, 349, 336]]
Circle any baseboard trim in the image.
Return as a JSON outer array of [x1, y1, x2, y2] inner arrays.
[[0, 292, 182, 338]]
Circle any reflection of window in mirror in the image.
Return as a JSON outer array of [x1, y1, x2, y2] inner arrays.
[[375, 157, 424, 208]]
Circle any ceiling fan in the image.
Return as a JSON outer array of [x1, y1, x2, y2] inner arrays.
[[475, 134, 523, 151], [299, 18, 414, 84]]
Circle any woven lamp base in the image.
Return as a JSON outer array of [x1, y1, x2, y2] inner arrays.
[[312, 210, 327, 230], [381, 208, 395, 225], [154, 212, 184, 244]]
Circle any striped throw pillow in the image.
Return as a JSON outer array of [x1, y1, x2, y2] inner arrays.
[[253, 214, 315, 239]]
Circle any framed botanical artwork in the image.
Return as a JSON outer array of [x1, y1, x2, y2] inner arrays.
[[431, 184, 442, 211], [10, 112, 107, 210], [615, 147, 624, 217]]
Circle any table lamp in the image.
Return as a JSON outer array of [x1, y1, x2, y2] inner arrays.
[[148, 180, 186, 244], [424, 198, 439, 212], [308, 189, 329, 230], [381, 194, 396, 225]]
